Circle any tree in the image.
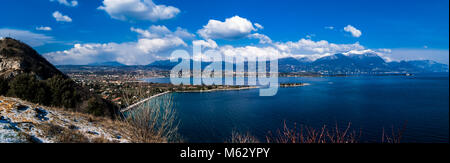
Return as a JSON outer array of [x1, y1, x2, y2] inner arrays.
[[46, 75, 80, 108], [35, 82, 51, 105], [7, 73, 52, 105], [7, 73, 38, 101], [86, 97, 105, 117]]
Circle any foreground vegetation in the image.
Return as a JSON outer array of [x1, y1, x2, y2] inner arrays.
[[120, 94, 181, 143], [0, 95, 181, 143], [230, 121, 407, 143], [0, 73, 117, 117]]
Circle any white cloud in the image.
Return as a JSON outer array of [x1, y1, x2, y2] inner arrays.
[[191, 38, 369, 62], [344, 25, 362, 38], [53, 11, 72, 22], [219, 45, 290, 61], [305, 34, 316, 39], [325, 26, 335, 30], [254, 23, 264, 30], [50, 0, 78, 7], [45, 43, 141, 65], [198, 16, 258, 40], [248, 33, 272, 44], [389, 49, 450, 64], [0, 28, 54, 47], [130, 27, 155, 38], [193, 39, 218, 49], [45, 26, 189, 65], [274, 39, 365, 56], [98, 0, 180, 22], [137, 37, 186, 53], [377, 48, 392, 53], [44, 37, 187, 65], [131, 25, 195, 39], [36, 26, 52, 31], [174, 27, 196, 39], [45, 30, 374, 65]]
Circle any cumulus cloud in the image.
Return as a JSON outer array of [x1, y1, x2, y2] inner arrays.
[[50, 0, 78, 7], [45, 26, 189, 65], [44, 30, 374, 65], [344, 25, 362, 38], [137, 37, 186, 53], [98, 0, 180, 22], [0, 28, 54, 47], [53, 11, 72, 22], [219, 45, 290, 61], [193, 39, 218, 49], [194, 38, 368, 62], [44, 43, 141, 65], [131, 25, 195, 39], [44, 38, 187, 65], [248, 33, 272, 44], [198, 16, 258, 40], [274, 39, 365, 56], [36, 26, 52, 31]]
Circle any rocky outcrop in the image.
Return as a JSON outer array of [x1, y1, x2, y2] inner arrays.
[[0, 57, 23, 79], [0, 37, 66, 79]]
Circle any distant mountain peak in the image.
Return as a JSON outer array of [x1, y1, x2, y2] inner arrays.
[[88, 61, 126, 66], [145, 52, 448, 74]]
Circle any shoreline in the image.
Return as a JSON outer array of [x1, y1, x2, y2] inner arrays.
[[142, 73, 418, 80], [120, 91, 171, 112], [280, 83, 311, 88], [175, 86, 260, 93], [121, 83, 310, 112]]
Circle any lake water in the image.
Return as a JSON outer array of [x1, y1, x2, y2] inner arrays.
[[144, 73, 449, 143]]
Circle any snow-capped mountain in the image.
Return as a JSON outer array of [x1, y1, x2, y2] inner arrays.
[[147, 52, 449, 74]]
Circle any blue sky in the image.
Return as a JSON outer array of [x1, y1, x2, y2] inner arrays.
[[0, 0, 448, 65]]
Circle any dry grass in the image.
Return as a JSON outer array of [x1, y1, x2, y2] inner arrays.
[[230, 121, 407, 144], [382, 121, 408, 143], [229, 130, 260, 143], [120, 94, 181, 143], [37, 123, 91, 143], [266, 121, 360, 143]]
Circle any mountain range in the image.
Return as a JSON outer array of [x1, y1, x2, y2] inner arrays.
[[146, 53, 449, 74]]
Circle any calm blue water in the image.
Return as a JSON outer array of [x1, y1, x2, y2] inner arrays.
[[145, 73, 449, 143]]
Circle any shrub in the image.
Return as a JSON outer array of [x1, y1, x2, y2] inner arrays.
[[7, 73, 37, 100], [0, 78, 9, 95], [229, 131, 260, 143], [38, 123, 90, 143], [46, 75, 80, 108], [7, 73, 51, 105], [86, 97, 105, 117], [266, 122, 361, 143], [5, 73, 117, 118], [121, 94, 181, 143]]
